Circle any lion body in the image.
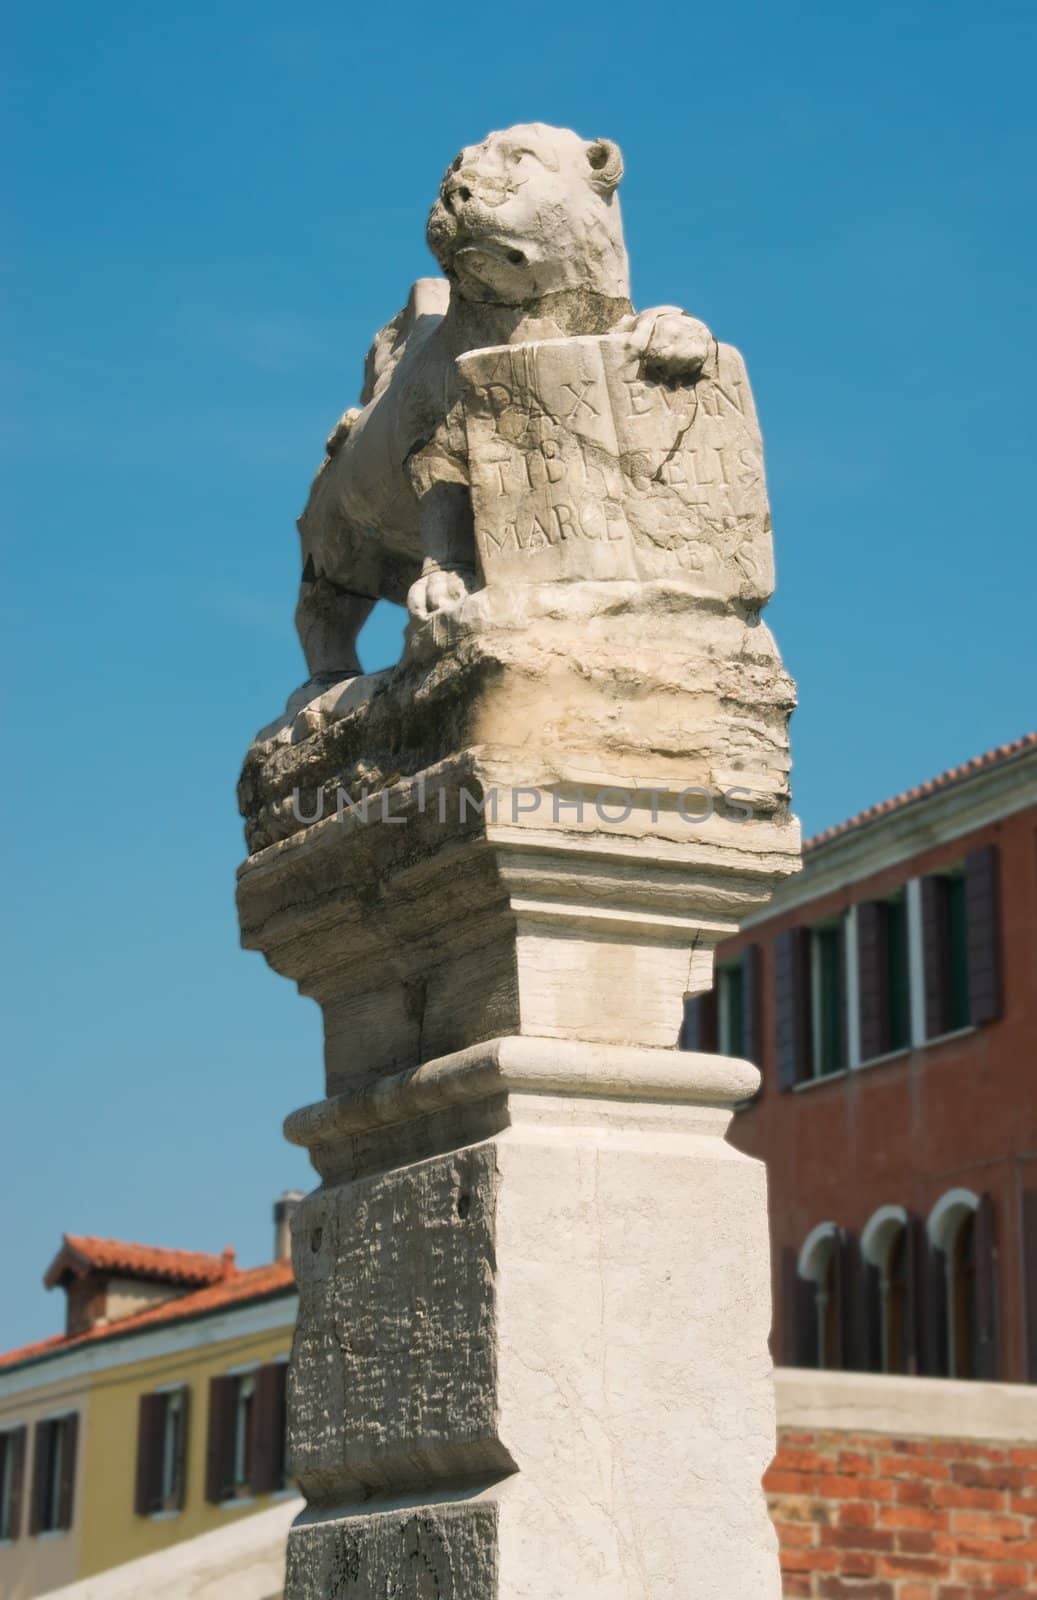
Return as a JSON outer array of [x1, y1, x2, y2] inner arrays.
[[294, 124, 706, 676]]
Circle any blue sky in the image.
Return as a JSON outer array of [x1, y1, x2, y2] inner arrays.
[[2, 1, 1035, 1349]]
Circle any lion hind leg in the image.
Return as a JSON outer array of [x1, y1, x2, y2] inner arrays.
[[294, 558, 376, 679]]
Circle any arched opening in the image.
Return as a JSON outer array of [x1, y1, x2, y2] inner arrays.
[[861, 1205, 909, 1374], [798, 1223, 841, 1370], [928, 1189, 981, 1379]]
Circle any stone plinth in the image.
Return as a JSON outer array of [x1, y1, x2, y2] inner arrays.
[[237, 604, 797, 1595], [279, 1039, 781, 1599], [238, 580, 798, 1093]]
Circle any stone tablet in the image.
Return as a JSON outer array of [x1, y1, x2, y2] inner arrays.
[[460, 334, 773, 600]]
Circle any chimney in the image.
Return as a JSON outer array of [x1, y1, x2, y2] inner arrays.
[[274, 1191, 304, 1262]]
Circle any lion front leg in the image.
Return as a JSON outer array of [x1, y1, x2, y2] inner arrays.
[[404, 446, 478, 621]]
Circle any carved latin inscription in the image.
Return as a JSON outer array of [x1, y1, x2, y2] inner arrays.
[[459, 333, 774, 600]]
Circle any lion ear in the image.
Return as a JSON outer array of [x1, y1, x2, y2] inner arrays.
[[586, 138, 623, 193]]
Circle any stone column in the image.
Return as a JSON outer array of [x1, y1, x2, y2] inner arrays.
[[238, 329, 799, 1598]]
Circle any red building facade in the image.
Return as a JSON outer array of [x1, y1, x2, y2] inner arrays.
[[684, 734, 1037, 1384]]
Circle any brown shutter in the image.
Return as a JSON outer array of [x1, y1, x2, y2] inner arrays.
[[828, 1232, 845, 1370], [250, 1364, 288, 1495], [837, 1232, 865, 1370], [1023, 1188, 1037, 1383], [927, 1239, 949, 1377], [908, 1212, 950, 1378], [135, 1393, 164, 1516], [974, 1192, 1001, 1381], [860, 1255, 882, 1373], [5, 1425, 27, 1540], [56, 1413, 78, 1531], [205, 1376, 238, 1504], [29, 1421, 51, 1535], [775, 928, 810, 1090], [780, 1246, 817, 1367], [741, 944, 762, 1067], [856, 901, 889, 1061], [965, 846, 1002, 1025], [680, 990, 717, 1052], [920, 876, 949, 1038]]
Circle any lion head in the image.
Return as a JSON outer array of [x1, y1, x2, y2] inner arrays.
[[426, 123, 629, 306]]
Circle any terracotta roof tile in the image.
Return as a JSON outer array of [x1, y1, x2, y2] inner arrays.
[[43, 1234, 236, 1290], [804, 732, 1037, 854], [1, 1259, 295, 1374]]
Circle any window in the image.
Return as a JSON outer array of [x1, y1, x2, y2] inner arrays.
[[776, 923, 846, 1088], [927, 1189, 1000, 1381], [717, 962, 744, 1057], [135, 1387, 189, 1515], [861, 1206, 910, 1373], [206, 1363, 288, 1503], [680, 946, 760, 1063], [29, 1413, 78, 1535], [810, 924, 845, 1077], [920, 847, 1002, 1039], [857, 894, 912, 1062], [0, 1426, 27, 1541], [785, 1224, 844, 1369], [232, 1374, 255, 1494], [922, 869, 970, 1034]]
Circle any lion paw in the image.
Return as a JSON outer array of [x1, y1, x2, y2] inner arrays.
[[407, 565, 475, 621], [629, 307, 713, 384]]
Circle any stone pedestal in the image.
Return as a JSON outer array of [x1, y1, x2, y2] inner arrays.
[[278, 1039, 781, 1599], [238, 620, 798, 1594]]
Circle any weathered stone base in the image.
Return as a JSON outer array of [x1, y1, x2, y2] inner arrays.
[[283, 1039, 782, 1599], [285, 1496, 499, 1599]]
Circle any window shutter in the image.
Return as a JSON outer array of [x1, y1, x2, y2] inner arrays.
[[861, 1256, 882, 1373], [974, 1192, 1001, 1381], [965, 846, 1002, 1025], [904, 1214, 922, 1374], [680, 990, 717, 1052], [205, 1376, 237, 1504], [6, 1425, 27, 1540], [826, 1232, 845, 1370], [56, 1413, 78, 1531], [250, 1364, 288, 1496], [775, 928, 810, 1090], [904, 1213, 948, 1377], [741, 944, 762, 1066], [837, 1232, 867, 1371], [780, 1247, 799, 1366], [780, 1247, 818, 1367], [856, 901, 889, 1061], [927, 1240, 949, 1377], [1023, 1189, 1037, 1383], [29, 1421, 51, 1535], [920, 876, 949, 1038], [135, 1393, 164, 1516]]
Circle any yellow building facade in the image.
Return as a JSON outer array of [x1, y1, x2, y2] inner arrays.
[[0, 1230, 297, 1598]]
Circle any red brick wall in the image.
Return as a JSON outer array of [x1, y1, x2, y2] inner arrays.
[[766, 1427, 1037, 1598]]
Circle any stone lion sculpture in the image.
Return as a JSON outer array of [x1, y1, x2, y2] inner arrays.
[[295, 122, 715, 680]]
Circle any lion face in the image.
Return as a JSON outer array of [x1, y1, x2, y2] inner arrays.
[[426, 123, 629, 306]]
